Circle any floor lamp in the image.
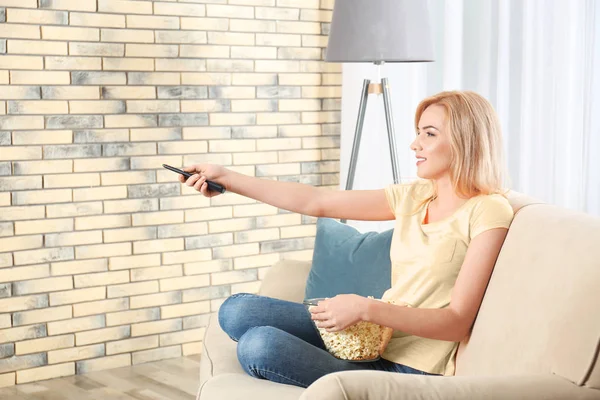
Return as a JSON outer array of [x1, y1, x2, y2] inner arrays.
[[325, 0, 435, 208]]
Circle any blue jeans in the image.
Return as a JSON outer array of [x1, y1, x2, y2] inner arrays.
[[218, 293, 434, 388]]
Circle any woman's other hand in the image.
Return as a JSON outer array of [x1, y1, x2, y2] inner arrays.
[[310, 294, 369, 332]]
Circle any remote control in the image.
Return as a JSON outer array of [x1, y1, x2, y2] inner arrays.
[[162, 164, 226, 193]]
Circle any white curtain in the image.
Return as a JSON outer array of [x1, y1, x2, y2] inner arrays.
[[340, 0, 600, 232]]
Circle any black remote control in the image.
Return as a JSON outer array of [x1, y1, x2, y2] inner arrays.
[[162, 164, 226, 193]]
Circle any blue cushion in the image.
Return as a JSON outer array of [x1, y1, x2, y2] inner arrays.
[[305, 218, 393, 300]]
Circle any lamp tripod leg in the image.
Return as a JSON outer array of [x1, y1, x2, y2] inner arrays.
[[381, 78, 401, 184], [341, 79, 370, 224]]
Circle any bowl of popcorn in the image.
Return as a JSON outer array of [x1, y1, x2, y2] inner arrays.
[[303, 297, 395, 362]]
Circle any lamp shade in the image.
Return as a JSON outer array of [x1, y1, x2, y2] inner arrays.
[[325, 0, 434, 63]]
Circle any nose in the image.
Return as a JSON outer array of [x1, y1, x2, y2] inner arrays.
[[410, 136, 422, 152]]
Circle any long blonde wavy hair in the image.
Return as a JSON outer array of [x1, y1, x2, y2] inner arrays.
[[414, 90, 509, 206]]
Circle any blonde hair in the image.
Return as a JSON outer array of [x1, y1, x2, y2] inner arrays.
[[414, 90, 509, 205]]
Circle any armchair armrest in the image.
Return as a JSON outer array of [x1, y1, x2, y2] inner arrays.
[[258, 259, 311, 303], [300, 370, 600, 400]]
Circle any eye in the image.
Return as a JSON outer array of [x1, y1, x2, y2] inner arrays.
[[426, 132, 435, 137]]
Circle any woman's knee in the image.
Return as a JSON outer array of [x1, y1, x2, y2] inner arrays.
[[236, 326, 278, 371], [218, 293, 257, 340]]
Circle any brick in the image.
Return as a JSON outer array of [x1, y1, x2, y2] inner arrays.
[[256, 6, 298, 20], [161, 247, 212, 265], [74, 271, 129, 289], [7, 8, 67, 24], [182, 285, 229, 303], [102, 86, 156, 99], [76, 326, 130, 346], [182, 341, 203, 356], [74, 130, 129, 144], [0, 23, 40, 39], [157, 222, 208, 239], [127, 15, 179, 29], [231, 45, 276, 59], [209, 113, 254, 126], [183, 153, 233, 166], [133, 239, 184, 255], [39, 0, 96, 11], [229, 0, 274, 4], [44, 144, 102, 159], [70, 101, 125, 114], [234, 253, 280, 269], [13, 276, 73, 295], [131, 265, 182, 284], [0, 147, 39, 162], [0, 253, 11, 268], [206, 218, 256, 234], [100, 171, 154, 186], [43, 86, 100, 99], [255, 60, 300, 72], [0, 372, 14, 388], [45, 202, 101, 219], [154, 2, 205, 17], [104, 227, 156, 243], [76, 243, 131, 260], [11, 70, 69, 85], [105, 114, 157, 128], [302, 111, 340, 123], [70, 12, 125, 28], [301, 60, 340, 73], [0, 176, 42, 191], [50, 287, 105, 306], [107, 336, 157, 355], [160, 113, 211, 127], [181, 72, 230, 85], [231, 73, 276, 86], [230, 18, 275, 32], [103, 143, 156, 157], [0, 205, 45, 222], [132, 345, 180, 365], [0, 264, 49, 284], [161, 301, 210, 319], [44, 173, 101, 189], [256, 33, 301, 47], [256, 138, 301, 151], [0, 86, 40, 100], [49, 344, 105, 365], [0, 283, 11, 297], [72, 72, 126, 85], [106, 308, 159, 326], [257, 86, 301, 99], [179, 44, 229, 59], [129, 73, 180, 86], [75, 298, 128, 318], [0, 353, 46, 374], [155, 58, 206, 72], [73, 157, 129, 173], [98, 0, 152, 14], [7, 39, 67, 55], [180, 17, 228, 31], [131, 211, 183, 228], [48, 315, 105, 335], [279, 47, 321, 60], [101, 28, 154, 44], [42, 26, 98, 41], [185, 233, 233, 250], [17, 362, 74, 384], [180, 100, 229, 113], [126, 44, 178, 58], [109, 253, 160, 270], [15, 335, 74, 355], [13, 130, 72, 145], [126, 100, 178, 114], [232, 126, 277, 139], [231, 280, 262, 294], [15, 218, 72, 235], [13, 305, 72, 326], [277, 149, 320, 162], [107, 281, 158, 298], [129, 290, 180, 309], [159, 195, 210, 211], [127, 182, 180, 198], [0, 116, 44, 130], [159, 275, 209, 292], [233, 151, 278, 165], [155, 30, 207, 44], [131, 319, 181, 337], [256, 213, 301, 227], [76, 354, 130, 374], [46, 115, 103, 129], [0, 71, 8, 84], [51, 259, 108, 276], [0, 325, 46, 344], [216, 242, 261, 258], [206, 60, 254, 72], [160, 328, 204, 346], [105, 57, 155, 71], [207, 31, 253, 46], [70, 42, 124, 57], [302, 34, 328, 47], [206, 4, 253, 18]]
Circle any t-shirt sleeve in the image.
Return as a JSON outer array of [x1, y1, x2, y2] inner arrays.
[[384, 183, 415, 216], [470, 195, 514, 239]]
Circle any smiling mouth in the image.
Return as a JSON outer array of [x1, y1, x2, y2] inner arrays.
[[416, 158, 427, 165]]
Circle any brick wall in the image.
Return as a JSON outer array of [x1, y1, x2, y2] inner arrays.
[[0, 0, 340, 386]]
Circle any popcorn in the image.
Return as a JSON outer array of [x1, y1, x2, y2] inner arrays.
[[304, 297, 397, 361]]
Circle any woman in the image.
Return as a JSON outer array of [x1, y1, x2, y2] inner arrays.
[[178, 91, 514, 388]]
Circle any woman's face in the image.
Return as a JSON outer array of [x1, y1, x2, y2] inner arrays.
[[411, 104, 453, 180]]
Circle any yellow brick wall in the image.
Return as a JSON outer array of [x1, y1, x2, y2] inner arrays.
[[0, 0, 340, 386]]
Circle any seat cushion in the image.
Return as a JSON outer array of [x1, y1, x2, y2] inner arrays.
[[199, 373, 304, 400], [305, 218, 393, 300]]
